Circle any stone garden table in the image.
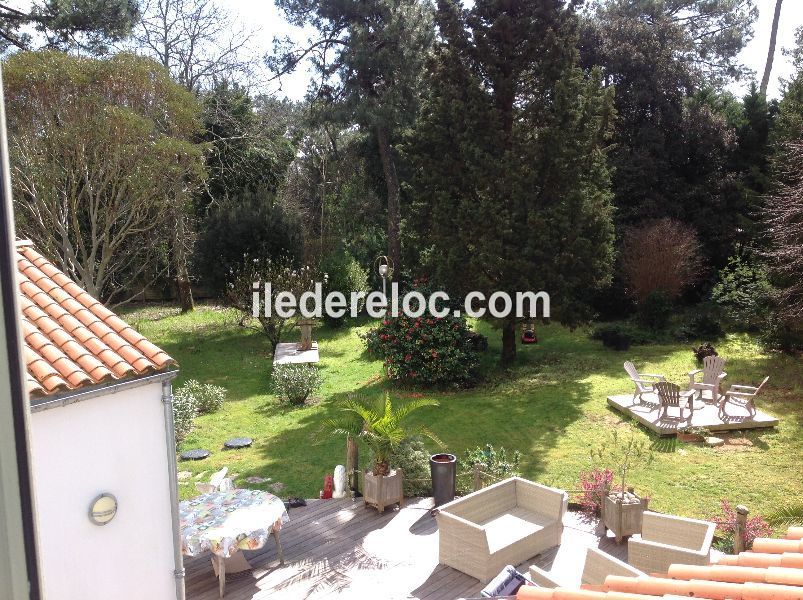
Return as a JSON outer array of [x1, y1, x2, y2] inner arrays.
[[179, 488, 289, 597]]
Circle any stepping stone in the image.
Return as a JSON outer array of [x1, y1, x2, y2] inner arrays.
[[224, 437, 253, 449], [177, 471, 193, 481], [245, 476, 271, 484], [270, 482, 285, 493], [705, 436, 725, 447], [180, 449, 210, 461]]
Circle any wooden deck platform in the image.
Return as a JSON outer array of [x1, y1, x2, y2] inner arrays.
[[607, 393, 778, 436], [184, 497, 628, 600]]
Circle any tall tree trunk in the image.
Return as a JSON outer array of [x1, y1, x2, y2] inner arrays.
[[501, 319, 517, 365], [376, 126, 401, 280], [173, 208, 195, 313], [761, 0, 784, 96]]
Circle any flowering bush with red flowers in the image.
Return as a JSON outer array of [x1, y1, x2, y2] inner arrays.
[[578, 468, 617, 517], [363, 301, 481, 387], [710, 499, 774, 553]]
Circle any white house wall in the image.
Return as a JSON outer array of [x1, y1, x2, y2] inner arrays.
[[28, 380, 175, 600]]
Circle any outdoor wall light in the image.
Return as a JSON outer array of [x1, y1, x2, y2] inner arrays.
[[88, 493, 118, 526]]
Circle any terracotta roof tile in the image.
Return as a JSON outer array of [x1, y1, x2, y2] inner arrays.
[[16, 242, 176, 398], [516, 525, 803, 600], [788, 529, 803, 541]]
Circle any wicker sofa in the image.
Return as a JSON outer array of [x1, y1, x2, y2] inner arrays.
[[435, 477, 568, 582], [628, 511, 715, 574]]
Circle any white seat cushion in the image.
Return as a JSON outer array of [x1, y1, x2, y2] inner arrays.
[[480, 506, 551, 553]]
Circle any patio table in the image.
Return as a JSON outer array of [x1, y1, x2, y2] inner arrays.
[[179, 488, 289, 598]]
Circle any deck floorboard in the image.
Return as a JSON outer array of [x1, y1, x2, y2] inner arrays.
[[185, 497, 632, 599]]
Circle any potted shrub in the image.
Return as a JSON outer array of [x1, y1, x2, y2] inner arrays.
[[325, 393, 443, 512], [591, 422, 653, 542]]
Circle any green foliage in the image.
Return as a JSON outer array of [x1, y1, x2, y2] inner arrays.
[[195, 189, 303, 296], [590, 421, 653, 497], [321, 249, 369, 328], [176, 380, 227, 415], [272, 364, 323, 406], [712, 256, 773, 330], [638, 291, 673, 331], [580, 2, 756, 267], [0, 0, 138, 53], [324, 393, 442, 476], [364, 307, 481, 387], [199, 82, 297, 216], [370, 438, 433, 497], [411, 0, 616, 363], [767, 503, 803, 528], [591, 324, 633, 351], [226, 259, 317, 352], [5, 51, 205, 302], [172, 385, 199, 445], [457, 444, 521, 495]]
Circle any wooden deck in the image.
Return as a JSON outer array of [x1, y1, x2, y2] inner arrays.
[[607, 393, 778, 436], [184, 497, 628, 600]]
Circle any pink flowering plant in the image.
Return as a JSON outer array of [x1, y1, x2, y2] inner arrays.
[[710, 499, 774, 553], [363, 281, 481, 387], [578, 468, 617, 517]]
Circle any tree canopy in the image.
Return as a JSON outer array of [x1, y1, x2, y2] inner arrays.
[[5, 51, 206, 303], [410, 0, 616, 363]]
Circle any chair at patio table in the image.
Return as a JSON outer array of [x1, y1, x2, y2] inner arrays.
[[180, 488, 288, 598]]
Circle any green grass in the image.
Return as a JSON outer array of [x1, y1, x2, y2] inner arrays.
[[123, 303, 803, 520]]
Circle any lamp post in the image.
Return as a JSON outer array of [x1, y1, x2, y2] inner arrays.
[[375, 255, 393, 299]]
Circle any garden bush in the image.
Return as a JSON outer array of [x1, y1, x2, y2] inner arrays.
[[591, 324, 633, 350], [638, 290, 672, 330], [369, 438, 433, 497], [172, 386, 198, 445], [712, 256, 773, 331], [578, 468, 616, 517], [321, 248, 369, 327], [272, 364, 322, 405], [710, 499, 773, 553], [363, 302, 481, 387], [176, 379, 227, 414], [692, 342, 718, 364], [457, 444, 521, 494], [675, 310, 723, 341]]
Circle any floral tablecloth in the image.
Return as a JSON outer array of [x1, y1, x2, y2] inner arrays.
[[179, 489, 289, 558]]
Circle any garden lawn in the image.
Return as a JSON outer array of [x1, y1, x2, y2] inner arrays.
[[124, 304, 803, 520]]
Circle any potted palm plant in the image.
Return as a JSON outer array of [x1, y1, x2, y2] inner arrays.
[[326, 393, 443, 512], [591, 421, 653, 542]]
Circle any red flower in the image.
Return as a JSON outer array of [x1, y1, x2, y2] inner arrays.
[[405, 354, 412, 362]]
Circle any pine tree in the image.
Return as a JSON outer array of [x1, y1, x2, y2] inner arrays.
[[269, 0, 434, 279], [410, 0, 616, 364]]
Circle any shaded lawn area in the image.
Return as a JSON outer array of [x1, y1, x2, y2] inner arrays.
[[123, 304, 803, 519]]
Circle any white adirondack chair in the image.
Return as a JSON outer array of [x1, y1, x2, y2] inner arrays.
[[624, 361, 666, 403], [195, 467, 234, 494], [719, 376, 769, 417], [688, 355, 726, 403], [655, 381, 695, 420]]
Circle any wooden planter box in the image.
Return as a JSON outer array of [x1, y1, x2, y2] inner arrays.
[[363, 469, 404, 513], [602, 490, 649, 543]]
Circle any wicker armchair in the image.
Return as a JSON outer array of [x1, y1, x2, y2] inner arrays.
[[435, 477, 567, 582], [628, 511, 715, 574], [581, 548, 645, 585]]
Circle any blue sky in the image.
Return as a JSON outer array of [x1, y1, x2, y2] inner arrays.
[[228, 0, 803, 102]]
